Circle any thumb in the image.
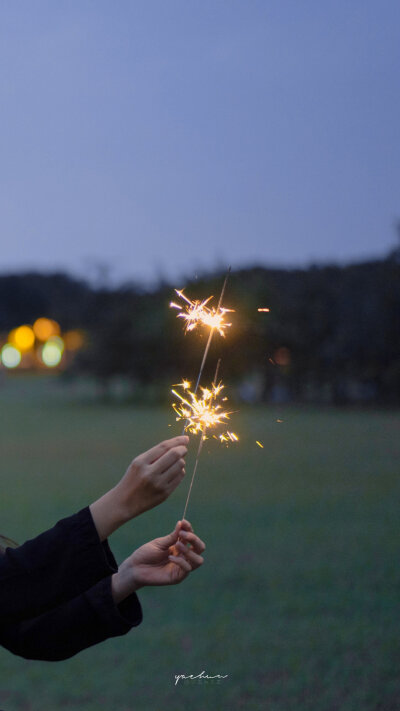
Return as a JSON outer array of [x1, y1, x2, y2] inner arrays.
[[157, 525, 180, 550]]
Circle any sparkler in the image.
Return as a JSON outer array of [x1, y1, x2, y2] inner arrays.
[[171, 360, 238, 521], [170, 269, 240, 520], [170, 289, 233, 338], [170, 267, 233, 396], [171, 379, 233, 439]]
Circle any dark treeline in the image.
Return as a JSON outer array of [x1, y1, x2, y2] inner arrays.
[[0, 249, 399, 405]]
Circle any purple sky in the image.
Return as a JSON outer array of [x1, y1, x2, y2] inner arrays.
[[1, 1, 399, 284]]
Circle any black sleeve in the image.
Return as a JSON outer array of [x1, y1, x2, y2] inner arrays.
[[0, 576, 143, 661], [0, 507, 120, 623]]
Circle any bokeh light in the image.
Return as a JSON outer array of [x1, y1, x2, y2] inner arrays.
[[64, 330, 84, 350], [41, 338, 64, 367], [33, 318, 60, 341], [10, 325, 35, 352], [0, 320, 81, 371], [1, 344, 22, 368]]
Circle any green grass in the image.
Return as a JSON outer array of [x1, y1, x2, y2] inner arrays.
[[0, 375, 399, 710]]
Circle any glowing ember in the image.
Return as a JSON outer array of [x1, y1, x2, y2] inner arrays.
[[258, 308, 270, 312], [170, 289, 234, 337]]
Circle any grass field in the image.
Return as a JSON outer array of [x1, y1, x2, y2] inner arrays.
[[0, 375, 399, 711]]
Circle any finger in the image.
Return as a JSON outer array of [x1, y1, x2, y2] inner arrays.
[[156, 528, 179, 550], [178, 530, 206, 554], [168, 554, 192, 573], [179, 519, 194, 533], [162, 469, 186, 499], [164, 458, 186, 485], [176, 519, 192, 542], [151, 446, 188, 476], [143, 437, 189, 465], [176, 540, 204, 568]]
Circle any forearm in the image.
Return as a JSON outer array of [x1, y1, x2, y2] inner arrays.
[[89, 486, 130, 542], [0, 578, 142, 661], [0, 507, 119, 623]]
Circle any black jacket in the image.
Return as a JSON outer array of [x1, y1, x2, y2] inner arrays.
[[0, 507, 142, 661]]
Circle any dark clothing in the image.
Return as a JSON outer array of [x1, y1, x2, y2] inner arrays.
[[0, 507, 142, 660]]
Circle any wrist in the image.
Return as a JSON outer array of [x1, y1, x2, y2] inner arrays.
[[113, 480, 146, 522], [111, 566, 142, 604], [90, 487, 130, 542]]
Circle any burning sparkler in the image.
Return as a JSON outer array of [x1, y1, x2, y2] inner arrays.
[[171, 379, 235, 439], [170, 291, 233, 337], [170, 267, 233, 397], [172, 361, 238, 521], [169, 270, 242, 519]]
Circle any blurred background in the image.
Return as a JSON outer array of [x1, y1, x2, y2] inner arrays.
[[0, 2, 399, 710]]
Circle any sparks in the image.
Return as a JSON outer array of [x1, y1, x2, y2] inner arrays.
[[172, 379, 191, 390], [171, 288, 234, 337], [171, 379, 237, 442], [258, 308, 270, 312], [256, 440, 264, 448]]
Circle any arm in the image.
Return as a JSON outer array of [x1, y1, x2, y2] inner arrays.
[[0, 506, 117, 623], [0, 520, 204, 662], [0, 436, 188, 624], [0, 577, 142, 661]]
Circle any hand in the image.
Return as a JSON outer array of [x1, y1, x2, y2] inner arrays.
[[116, 436, 189, 520], [90, 436, 189, 541], [111, 520, 206, 602]]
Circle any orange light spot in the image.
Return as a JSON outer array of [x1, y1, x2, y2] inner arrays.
[[33, 318, 60, 341], [273, 347, 291, 366], [63, 330, 84, 350]]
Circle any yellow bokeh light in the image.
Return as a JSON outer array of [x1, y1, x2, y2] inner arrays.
[[33, 318, 60, 341], [1, 344, 22, 368], [41, 340, 63, 367], [11, 325, 35, 352]]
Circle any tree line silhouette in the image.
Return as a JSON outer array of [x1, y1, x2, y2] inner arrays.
[[0, 248, 399, 405]]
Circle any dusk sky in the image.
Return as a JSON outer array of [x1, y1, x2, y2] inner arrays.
[[1, 1, 399, 284]]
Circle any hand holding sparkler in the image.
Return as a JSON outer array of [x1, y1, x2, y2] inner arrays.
[[111, 519, 206, 601], [90, 436, 188, 541]]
